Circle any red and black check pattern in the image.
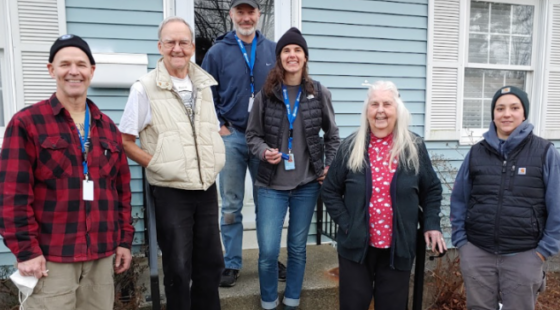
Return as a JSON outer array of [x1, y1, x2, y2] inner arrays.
[[0, 94, 134, 263]]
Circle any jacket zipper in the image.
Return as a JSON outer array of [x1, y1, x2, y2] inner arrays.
[[509, 163, 516, 190], [389, 172, 398, 269], [173, 90, 204, 186], [359, 151, 373, 264], [493, 159, 507, 253]]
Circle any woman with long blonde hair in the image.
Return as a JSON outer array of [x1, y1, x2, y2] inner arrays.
[[322, 81, 445, 310]]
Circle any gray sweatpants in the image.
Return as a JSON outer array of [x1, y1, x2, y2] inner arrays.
[[459, 242, 546, 310]]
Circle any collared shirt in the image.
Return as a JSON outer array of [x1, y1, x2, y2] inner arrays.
[[0, 94, 134, 263], [368, 134, 397, 248]]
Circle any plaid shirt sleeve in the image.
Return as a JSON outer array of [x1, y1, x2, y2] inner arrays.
[[115, 130, 134, 249], [0, 115, 44, 262]]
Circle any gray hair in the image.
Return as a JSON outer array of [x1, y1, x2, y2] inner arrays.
[[158, 16, 194, 40], [346, 81, 419, 174]]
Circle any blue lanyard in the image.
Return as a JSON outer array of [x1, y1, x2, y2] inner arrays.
[[282, 84, 302, 152], [234, 33, 257, 97], [76, 105, 90, 179]]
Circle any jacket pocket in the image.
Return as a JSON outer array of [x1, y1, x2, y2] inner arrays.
[[99, 138, 121, 178], [343, 217, 367, 250], [531, 206, 544, 239], [146, 131, 189, 183], [38, 136, 71, 179], [212, 131, 226, 174]]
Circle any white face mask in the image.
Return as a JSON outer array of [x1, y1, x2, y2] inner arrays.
[[10, 270, 39, 310]]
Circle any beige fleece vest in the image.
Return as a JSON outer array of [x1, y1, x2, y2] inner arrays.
[[139, 59, 225, 190]]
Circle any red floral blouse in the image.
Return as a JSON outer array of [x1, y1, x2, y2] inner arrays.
[[368, 134, 397, 248]]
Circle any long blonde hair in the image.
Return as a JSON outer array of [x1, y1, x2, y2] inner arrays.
[[347, 81, 419, 174]]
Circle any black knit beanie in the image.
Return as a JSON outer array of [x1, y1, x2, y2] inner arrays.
[[275, 27, 308, 57], [491, 86, 529, 120], [49, 34, 95, 65]]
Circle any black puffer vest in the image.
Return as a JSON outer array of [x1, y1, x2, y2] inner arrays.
[[256, 81, 324, 186], [466, 133, 550, 254]]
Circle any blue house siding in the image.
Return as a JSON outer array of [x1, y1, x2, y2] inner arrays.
[[65, 0, 164, 255], [301, 0, 428, 240], [302, 0, 428, 138]]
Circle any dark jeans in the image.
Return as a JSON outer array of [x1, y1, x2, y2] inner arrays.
[[339, 247, 411, 310], [152, 184, 224, 310]]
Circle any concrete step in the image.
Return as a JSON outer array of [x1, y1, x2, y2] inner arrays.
[[139, 244, 340, 310]]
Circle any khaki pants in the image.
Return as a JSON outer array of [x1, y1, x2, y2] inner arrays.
[[459, 242, 546, 310], [26, 255, 114, 310]]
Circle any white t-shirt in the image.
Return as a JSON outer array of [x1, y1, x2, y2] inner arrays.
[[120, 75, 216, 137]]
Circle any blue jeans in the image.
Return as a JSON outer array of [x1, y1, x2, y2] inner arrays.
[[220, 126, 260, 270], [257, 181, 320, 309]]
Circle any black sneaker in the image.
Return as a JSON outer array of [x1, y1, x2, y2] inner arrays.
[[220, 268, 239, 287], [278, 261, 286, 282]]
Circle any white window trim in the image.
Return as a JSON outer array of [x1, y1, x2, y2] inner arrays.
[[426, 0, 548, 144], [458, 0, 542, 144], [0, 1, 16, 139]]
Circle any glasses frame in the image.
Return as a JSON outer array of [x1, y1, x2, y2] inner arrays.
[[161, 40, 193, 49]]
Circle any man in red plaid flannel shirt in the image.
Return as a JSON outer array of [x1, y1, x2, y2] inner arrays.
[[0, 34, 134, 309]]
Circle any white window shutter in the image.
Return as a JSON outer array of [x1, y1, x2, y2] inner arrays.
[[425, 0, 462, 140], [9, 0, 66, 107], [542, 0, 560, 139]]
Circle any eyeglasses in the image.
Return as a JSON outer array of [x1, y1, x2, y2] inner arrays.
[[161, 40, 193, 49]]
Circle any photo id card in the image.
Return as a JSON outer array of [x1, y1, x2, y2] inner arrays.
[[248, 97, 255, 112], [83, 180, 94, 201], [284, 153, 296, 171]]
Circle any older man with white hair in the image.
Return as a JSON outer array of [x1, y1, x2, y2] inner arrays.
[[120, 17, 225, 309]]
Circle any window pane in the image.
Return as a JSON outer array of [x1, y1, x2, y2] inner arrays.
[[470, 1, 489, 32], [468, 1, 534, 66], [469, 34, 488, 63], [489, 35, 510, 65], [511, 36, 532, 66], [463, 100, 483, 128], [194, 0, 275, 65], [483, 100, 492, 127], [512, 5, 534, 35], [490, 3, 511, 34], [462, 69, 527, 129], [464, 70, 483, 99]]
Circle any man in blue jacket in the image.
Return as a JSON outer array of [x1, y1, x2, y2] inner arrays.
[[202, 0, 282, 287], [451, 86, 560, 310]]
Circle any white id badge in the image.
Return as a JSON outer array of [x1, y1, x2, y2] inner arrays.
[[284, 153, 296, 170], [248, 97, 255, 112], [83, 180, 94, 201]]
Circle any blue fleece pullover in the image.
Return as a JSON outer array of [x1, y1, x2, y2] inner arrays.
[[451, 121, 560, 259], [201, 30, 276, 132]]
